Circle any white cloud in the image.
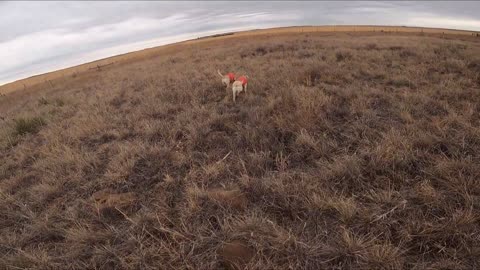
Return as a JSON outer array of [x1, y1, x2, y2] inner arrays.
[[407, 15, 480, 31], [0, 14, 190, 84]]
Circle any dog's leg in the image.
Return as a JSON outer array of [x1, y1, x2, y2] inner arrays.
[[232, 89, 236, 103]]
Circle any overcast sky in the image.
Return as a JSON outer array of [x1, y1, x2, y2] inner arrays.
[[1, 1, 480, 85]]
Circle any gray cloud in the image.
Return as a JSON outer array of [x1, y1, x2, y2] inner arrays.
[[1, 1, 479, 85]]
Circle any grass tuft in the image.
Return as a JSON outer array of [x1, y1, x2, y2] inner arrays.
[[13, 117, 46, 136], [336, 50, 353, 62]]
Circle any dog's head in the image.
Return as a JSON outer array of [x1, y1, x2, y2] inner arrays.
[[221, 76, 230, 86], [222, 73, 236, 86]]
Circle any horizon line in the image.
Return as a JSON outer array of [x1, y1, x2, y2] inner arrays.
[[1, 24, 479, 91]]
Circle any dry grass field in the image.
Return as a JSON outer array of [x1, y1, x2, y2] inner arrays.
[[1, 25, 478, 95], [1, 28, 480, 269]]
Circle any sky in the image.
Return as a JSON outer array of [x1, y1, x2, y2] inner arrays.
[[1, 1, 480, 86]]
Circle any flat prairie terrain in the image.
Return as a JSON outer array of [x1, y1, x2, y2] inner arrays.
[[1, 28, 480, 269], [1, 25, 478, 95]]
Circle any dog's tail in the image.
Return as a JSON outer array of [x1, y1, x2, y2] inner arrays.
[[217, 69, 224, 78]]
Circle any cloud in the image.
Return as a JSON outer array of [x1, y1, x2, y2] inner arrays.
[[0, 14, 191, 83], [407, 15, 480, 30]]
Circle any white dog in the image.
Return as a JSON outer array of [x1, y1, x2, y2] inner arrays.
[[217, 70, 236, 90], [232, 75, 248, 102]]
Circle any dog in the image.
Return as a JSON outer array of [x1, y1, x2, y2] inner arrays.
[[232, 75, 248, 102], [217, 70, 236, 90]]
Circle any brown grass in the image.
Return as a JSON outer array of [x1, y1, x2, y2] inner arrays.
[[1, 29, 480, 269], [1, 25, 478, 95]]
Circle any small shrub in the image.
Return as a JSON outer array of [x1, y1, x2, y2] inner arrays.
[[358, 69, 386, 81], [54, 98, 65, 107], [298, 51, 314, 58], [267, 44, 286, 53], [365, 43, 378, 50], [13, 117, 46, 136], [389, 46, 403, 51], [254, 46, 267, 56], [388, 77, 413, 88], [434, 43, 467, 56], [300, 64, 325, 86], [38, 97, 49, 106], [443, 59, 465, 73], [467, 58, 480, 72], [336, 50, 353, 62], [38, 97, 65, 107], [399, 48, 417, 58]]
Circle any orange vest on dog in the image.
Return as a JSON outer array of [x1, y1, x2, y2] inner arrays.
[[227, 73, 235, 83], [237, 76, 248, 86]]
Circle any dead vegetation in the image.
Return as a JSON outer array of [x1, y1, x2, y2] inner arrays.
[[1, 31, 480, 269], [12, 117, 46, 136]]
